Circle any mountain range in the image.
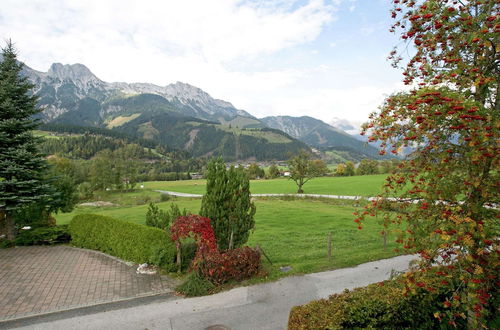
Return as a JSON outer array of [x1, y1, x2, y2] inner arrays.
[[17, 60, 383, 161]]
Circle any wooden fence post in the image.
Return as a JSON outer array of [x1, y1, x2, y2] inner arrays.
[[327, 232, 332, 260]]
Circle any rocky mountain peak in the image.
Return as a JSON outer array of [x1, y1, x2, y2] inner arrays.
[[164, 82, 211, 102], [47, 63, 103, 86]]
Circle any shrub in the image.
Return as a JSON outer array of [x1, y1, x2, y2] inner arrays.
[[288, 272, 463, 330], [176, 272, 215, 297], [159, 193, 171, 202], [69, 214, 175, 269], [0, 238, 14, 249], [135, 193, 151, 205], [198, 247, 261, 285], [200, 158, 256, 250], [180, 241, 198, 271], [14, 225, 71, 246], [146, 202, 188, 230]]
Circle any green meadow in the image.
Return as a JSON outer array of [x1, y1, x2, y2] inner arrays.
[[56, 176, 401, 280], [144, 174, 388, 196]]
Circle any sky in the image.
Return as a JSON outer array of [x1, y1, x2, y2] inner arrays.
[[0, 0, 406, 127]]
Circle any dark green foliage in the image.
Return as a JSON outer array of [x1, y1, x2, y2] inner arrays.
[[41, 134, 160, 160], [267, 163, 280, 179], [89, 148, 140, 191], [287, 270, 492, 329], [145, 202, 188, 230], [0, 41, 52, 240], [176, 272, 215, 297], [288, 150, 328, 193], [69, 214, 175, 269], [246, 163, 265, 179], [40, 123, 168, 151], [180, 241, 198, 271], [117, 110, 310, 161], [159, 193, 171, 202], [52, 97, 102, 127], [0, 238, 14, 249], [200, 158, 256, 250], [356, 158, 380, 175], [14, 225, 70, 246]]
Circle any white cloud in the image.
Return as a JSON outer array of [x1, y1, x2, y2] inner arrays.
[[0, 0, 403, 127], [1, 0, 334, 75], [241, 82, 406, 124]]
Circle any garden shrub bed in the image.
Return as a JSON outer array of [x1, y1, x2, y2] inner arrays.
[[288, 274, 459, 330], [198, 247, 261, 285], [69, 214, 175, 269]]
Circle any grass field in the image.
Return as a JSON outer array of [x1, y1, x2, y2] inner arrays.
[[56, 194, 401, 280], [144, 174, 388, 196]]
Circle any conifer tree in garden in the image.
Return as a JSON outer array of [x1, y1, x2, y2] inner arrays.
[[0, 41, 50, 240], [200, 158, 256, 250], [356, 1, 498, 327]]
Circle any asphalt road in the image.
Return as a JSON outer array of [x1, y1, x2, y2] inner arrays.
[[6, 255, 416, 330]]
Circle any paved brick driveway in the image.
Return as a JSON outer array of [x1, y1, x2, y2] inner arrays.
[[0, 245, 177, 321]]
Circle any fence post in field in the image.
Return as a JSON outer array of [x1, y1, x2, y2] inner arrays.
[[327, 232, 332, 260], [256, 244, 273, 265]]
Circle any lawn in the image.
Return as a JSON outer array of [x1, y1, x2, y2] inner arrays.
[[56, 195, 401, 280], [144, 174, 388, 196]]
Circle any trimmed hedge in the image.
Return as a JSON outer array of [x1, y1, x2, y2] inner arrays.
[[69, 214, 175, 269], [288, 276, 456, 330]]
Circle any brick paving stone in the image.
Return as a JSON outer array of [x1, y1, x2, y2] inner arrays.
[[0, 246, 176, 321]]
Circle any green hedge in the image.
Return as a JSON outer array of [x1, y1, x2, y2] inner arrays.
[[288, 276, 456, 330], [69, 214, 175, 269]]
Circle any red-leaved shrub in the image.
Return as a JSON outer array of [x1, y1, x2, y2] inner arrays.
[[198, 246, 261, 285]]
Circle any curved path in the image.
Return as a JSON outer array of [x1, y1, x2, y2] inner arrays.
[[155, 190, 375, 201], [7, 255, 416, 330]]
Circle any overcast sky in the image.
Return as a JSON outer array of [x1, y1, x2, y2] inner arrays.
[[0, 0, 406, 125]]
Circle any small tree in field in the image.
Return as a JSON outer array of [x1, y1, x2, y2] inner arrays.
[[267, 163, 280, 179], [288, 150, 328, 193], [0, 41, 52, 240], [200, 158, 256, 250], [356, 1, 498, 327]]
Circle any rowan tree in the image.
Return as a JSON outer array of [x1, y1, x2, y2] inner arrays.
[[200, 158, 256, 250], [0, 41, 52, 240], [356, 1, 498, 326]]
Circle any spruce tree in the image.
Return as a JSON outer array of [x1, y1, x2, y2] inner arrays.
[[200, 158, 256, 250], [0, 41, 50, 240]]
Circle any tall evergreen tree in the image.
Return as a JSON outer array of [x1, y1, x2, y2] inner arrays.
[[200, 158, 256, 250], [0, 41, 50, 240]]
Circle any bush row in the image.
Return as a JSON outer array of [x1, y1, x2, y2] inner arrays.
[[69, 214, 175, 269], [288, 274, 458, 330]]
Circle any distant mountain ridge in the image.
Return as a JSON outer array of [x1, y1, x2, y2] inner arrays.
[[22, 62, 253, 123], [261, 115, 385, 159], [7, 57, 385, 161]]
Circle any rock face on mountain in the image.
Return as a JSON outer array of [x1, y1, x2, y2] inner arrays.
[[22, 62, 252, 123], [261, 115, 384, 159]]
